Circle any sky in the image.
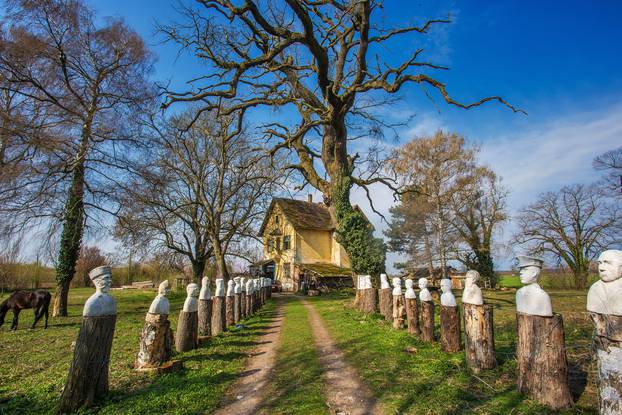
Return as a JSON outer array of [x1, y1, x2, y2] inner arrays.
[[83, 1, 622, 271]]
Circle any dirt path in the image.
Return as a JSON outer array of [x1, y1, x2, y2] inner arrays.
[[302, 299, 382, 415], [213, 296, 286, 415]]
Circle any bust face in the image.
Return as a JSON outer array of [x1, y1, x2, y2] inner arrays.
[[519, 265, 540, 284], [440, 279, 451, 293], [418, 278, 428, 289], [465, 270, 480, 284], [598, 250, 622, 283], [392, 277, 401, 288], [158, 281, 170, 296], [94, 274, 112, 293], [187, 283, 199, 297], [405, 279, 413, 289]]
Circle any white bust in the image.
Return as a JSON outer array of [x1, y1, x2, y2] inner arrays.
[[83, 266, 116, 317], [245, 279, 253, 294], [392, 277, 402, 296], [215, 278, 225, 296], [240, 277, 246, 293], [462, 270, 484, 305], [404, 279, 416, 299], [358, 275, 371, 290], [182, 283, 199, 312], [380, 273, 390, 289], [418, 277, 432, 302], [587, 250, 622, 316], [440, 278, 457, 307], [226, 280, 235, 296], [515, 255, 552, 317], [234, 277, 242, 294], [148, 280, 171, 314], [199, 276, 211, 300]]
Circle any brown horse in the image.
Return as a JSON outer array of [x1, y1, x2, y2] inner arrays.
[[0, 289, 51, 330]]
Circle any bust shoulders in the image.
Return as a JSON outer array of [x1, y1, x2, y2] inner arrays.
[[462, 285, 483, 305], [149, 295, 170, 315], [516, 283, 552, 316], [419, 288, 432, 302], [441, 292, 457, 307], [83, 293, 116, 317]]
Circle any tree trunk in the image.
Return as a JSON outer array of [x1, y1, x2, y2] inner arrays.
[[234, 293, 241, 324], [421, 301, 435, 342], [135, 313, 173, 369], [226, 295, 235, 327], [211, 296, 226, 335], [392, 294, 405, 329], [191, 259, 206, 283], [463, 303, 496, 373], [405, 297, 420, 335], [590, 312, 622, 415], [175, 310, 198, 353], [516, 312, 573, 410], [359, 288, 377, 314], [378, 288, 392, 321], [59, 315, 116, 413], [53, 280, 71, 318], [440, 305, 461, 352], [198, 298, 212, 336], [213, 241, 228, 280]]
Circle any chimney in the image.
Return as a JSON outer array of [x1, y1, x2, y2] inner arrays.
[[307, 194, 313, 203]]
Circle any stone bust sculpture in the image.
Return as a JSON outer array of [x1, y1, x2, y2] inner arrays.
[[359, 275, 372, 289], [226, 280, 235, 296], [215, 278, 225, 296], [234, 277, 242, 294], [245, 279, 253, 294], [418, 277, 432, 302], [149, 280, 171, 314], [392, 277, 402, 296], [440, 278, 457, 307], [462, 270, 484, 305], [83, 266, 116, 317], [587, 250, 622, 316], [182, 283, 199, 312], [404, 279, 416, 299], [199, 276, 211, 300], [515, 255, 552, 317], [380, 273, 390, 289], [240, 277, 246, 293]]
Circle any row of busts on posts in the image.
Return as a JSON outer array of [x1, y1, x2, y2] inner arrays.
[[354, 250, 622, 414], [59, 269, 273, 413]]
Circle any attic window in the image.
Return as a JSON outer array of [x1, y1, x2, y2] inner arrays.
[[283, 235, 291, 250], [275, 215, 280, 224]]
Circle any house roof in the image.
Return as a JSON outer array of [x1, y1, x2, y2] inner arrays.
[[299, 263, 353, 278], [259, 197, 372, 236]]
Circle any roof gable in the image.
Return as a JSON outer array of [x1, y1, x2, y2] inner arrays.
[[259, 198, 335, 235]]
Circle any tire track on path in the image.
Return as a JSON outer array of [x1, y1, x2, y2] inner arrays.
[[302, 298, 383, 415]]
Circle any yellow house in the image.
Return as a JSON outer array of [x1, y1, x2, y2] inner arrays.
[[256, 196, 356, 292]]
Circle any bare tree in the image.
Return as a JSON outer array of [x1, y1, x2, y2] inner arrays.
[[158, 1, 522, 275], [115, 108, 285, 281], [0, 0, 155, 315], [593, 146, 622, 197], [513, 184, 621, 289], [74, 245, 107, 287]]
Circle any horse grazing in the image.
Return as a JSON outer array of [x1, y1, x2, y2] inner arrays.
[[0, 289, 51, 330]]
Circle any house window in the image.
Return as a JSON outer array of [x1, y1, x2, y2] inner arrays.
[[267, 238, 274, 252], [283, 262, 291, 278], [283, 235, 291, 250], [275, 215, 280, 225], [275, 237, 281, 251]]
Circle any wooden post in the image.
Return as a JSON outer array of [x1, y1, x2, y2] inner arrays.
[[175, 310, 198, 352], [440, 305, 461, 352], [234, 293, 241, 324], [462, 303, 496, 372], [378, 288, 392, 321], [405, 297, 420, 335], [60, 315, 116, 413], [226, 295, 235, 327], [359, 288, 377, 314], [240, 292, 247, 319], [135, 313, 173, 369], [421, 301, 435, 342], [211, 295, 226, 335], [198, 298, 212, 336], [590, 313, 622, 415], [516, 312, 573, 410], [392, 294, 406, 329]]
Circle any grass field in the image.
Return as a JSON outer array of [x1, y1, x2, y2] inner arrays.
[[309, 288, 597, 415], [0, 288, 277, 415]]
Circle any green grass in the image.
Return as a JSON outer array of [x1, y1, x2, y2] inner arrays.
[[308, 289, 597, 415], [259, 297, 328, 415], [0, 288, 277, 414]]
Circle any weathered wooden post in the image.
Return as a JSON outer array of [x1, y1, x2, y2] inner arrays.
[[392, 277, 405, 329], [198, 276, 212, 336], [587, 250, 622, 415], [462, 270, 496, 372], [211, 278, 226, 335], [136, 280, 174, 370], [234, 277, 242, 324], [419, 277, 435, 342], [246, 279, 254, 316], [404, 279, 420, 335], [267, 277, 272, 298], [60, 266, 116, 413], [439, 279, 461, 352], [358, 275, 377, 314], [515, 255, 573, 410], [225, 279, 235, 327], [175, 283, 199, 352], [240, 277, 247, 319], [254, 278, 260, 311], [378, 273, 392, 321]]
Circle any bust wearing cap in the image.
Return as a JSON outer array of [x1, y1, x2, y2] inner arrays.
[[83, 266, 116, 317], [515, 255, 552, 317]]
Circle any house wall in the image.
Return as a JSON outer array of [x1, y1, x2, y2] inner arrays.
[[330, 232, 351, 268], [262, 205, 297, 291], [297, 229, 332, 263]]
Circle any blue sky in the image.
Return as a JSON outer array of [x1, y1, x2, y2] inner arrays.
[[87, 1, 622, 271]]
